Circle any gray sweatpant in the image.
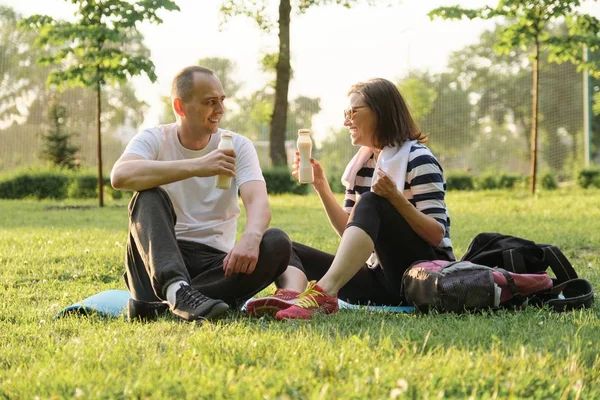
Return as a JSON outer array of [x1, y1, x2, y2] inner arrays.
[[123, 187, 292, 307]]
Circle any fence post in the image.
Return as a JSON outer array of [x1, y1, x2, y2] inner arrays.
[[583, 46, 592, 167]]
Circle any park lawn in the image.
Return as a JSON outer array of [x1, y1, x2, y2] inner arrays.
[[0, 189, 599, 399]]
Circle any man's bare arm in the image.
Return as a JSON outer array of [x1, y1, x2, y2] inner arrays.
[[222, 180, 271, 277], [239, 180, 271, 239], [110, 150, 236, 192]]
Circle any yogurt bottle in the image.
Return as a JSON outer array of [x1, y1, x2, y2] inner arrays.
[[216, 131, 234, 189], [297, 129, 314, 184]]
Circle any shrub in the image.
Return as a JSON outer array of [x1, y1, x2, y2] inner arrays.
[[262, 167, 308, 195], [0, 180, 15, 199], [498, 173, 522, 189], [541, 171, 558, 190], [477, 173, 500, 190], [577, 167, 600, 189], [445, 172, 474, 191], [35, 173, 70, 199], [109, 187, 124, 200], [0, 168, 123, 200], [0, 171, 69, 199], [67, 174, 98, 198], [328, 175, 345, 194], [103, 178, 130, 200]]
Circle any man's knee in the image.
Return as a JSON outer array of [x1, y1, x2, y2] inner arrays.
[[130, 187, 167, 206], [128, 187, 175, 220]]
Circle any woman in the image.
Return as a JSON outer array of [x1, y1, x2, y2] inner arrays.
[[247, 78, 455, 320]]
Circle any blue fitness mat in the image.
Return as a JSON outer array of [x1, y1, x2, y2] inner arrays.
[[55, 289, 415, 319], [54, 289, 131, 319], [337, 300, 415, 313]]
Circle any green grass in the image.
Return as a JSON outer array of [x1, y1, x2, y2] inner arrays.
[[1, 189, 599, 399]]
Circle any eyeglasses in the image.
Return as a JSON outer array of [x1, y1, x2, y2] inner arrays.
[[344, 106, 368, 121]]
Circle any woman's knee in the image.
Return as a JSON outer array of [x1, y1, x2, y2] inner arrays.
[[350, 191, 386, 222], [354, 191, 386, 209], [355, 191, 400, 218]]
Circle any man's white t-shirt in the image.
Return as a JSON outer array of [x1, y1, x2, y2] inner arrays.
[[123, 123, 265, 253]]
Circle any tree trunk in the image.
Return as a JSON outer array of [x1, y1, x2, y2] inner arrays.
[[270, 0, 292, 167], [530, 40, 539, 195], [96, 74, 104, 207]]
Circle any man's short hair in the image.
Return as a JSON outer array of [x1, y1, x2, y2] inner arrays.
[[171, 66, 214, 103]]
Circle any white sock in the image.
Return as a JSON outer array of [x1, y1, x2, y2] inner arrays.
[[166, 280, 189, 307]]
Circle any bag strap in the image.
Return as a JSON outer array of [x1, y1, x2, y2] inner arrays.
[[495, 268, 525, 304], [543, 279, 594, 311], [501, 248, 527, 274], [541, 245, 578, 284]]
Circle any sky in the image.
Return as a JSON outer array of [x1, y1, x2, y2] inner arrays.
[[3, 0, 599, 143]]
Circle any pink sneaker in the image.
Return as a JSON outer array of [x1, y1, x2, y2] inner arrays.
[[245, 288, 300, 317], [275, 281, 339, 320]]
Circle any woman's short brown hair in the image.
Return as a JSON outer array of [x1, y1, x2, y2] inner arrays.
[[348, 78, 427, 148]]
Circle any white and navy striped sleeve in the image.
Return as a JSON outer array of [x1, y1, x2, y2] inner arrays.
[[343, 155, 376, 214], [404, 145, 452, 248]]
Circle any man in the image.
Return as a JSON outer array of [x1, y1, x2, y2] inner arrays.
[[111, 66, 292, 322]]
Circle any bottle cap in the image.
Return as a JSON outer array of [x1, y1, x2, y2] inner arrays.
[[221, 131, 232, 138], [298, 129, 310, 135]]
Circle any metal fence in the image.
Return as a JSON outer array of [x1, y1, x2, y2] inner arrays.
[[1, 70, 596, 181]]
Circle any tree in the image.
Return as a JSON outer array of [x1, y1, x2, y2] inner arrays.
[[429, 0, 600, 193], [227, 89, 321, 144], [225, 53, 321, 146], [397, 72, 438, 123], [228, 90, 275, 141], [594, 91, 600, 161], [445, 23, 587, 175], [413, 72, 475, 158], [1, 5, 148, 172], [288, 95, 321, 140], [1, 5, 147, 146], [39, 97, 79, 169], [20, 0, 179, 207], [219, 0, 383, 167], [0, 6, 50, 126], [446, 26, 532, 150], [590, 50, 600, 162]]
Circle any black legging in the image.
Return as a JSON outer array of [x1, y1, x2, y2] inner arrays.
[[288, 192, 454, 305]]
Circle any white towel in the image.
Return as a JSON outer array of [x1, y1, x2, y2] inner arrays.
[[371, 139, 416, 193], [340, 140, 416, 191], [341, 146, 374, 190]]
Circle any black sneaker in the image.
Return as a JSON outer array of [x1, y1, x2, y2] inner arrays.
[[171, 284, 229, 322], [127, 298, 170, 321]]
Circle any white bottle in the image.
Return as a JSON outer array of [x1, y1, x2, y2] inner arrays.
[[216, 131, 234, 190], [297, 129, 314, 184]]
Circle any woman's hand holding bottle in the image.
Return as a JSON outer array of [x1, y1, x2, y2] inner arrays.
[[292, 151, 329, 193]]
